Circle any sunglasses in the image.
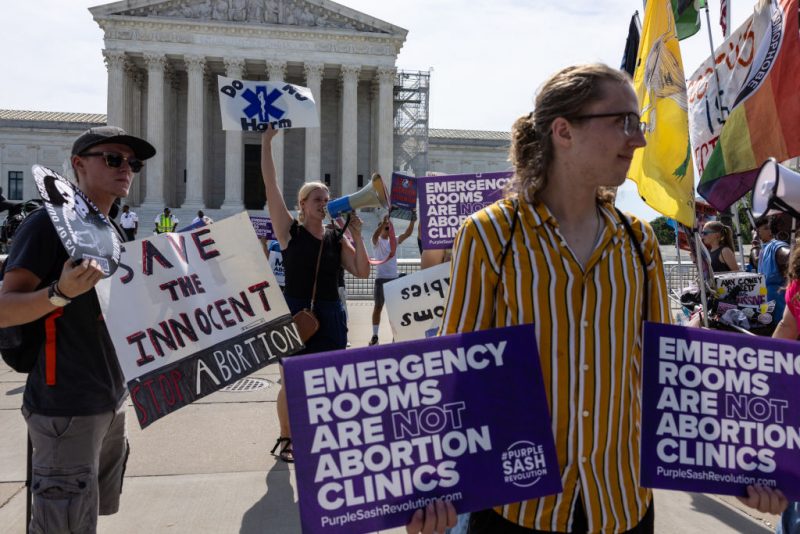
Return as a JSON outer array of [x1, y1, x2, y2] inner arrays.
[[701, 230, 719, 236], [571, 111, 646, 137], [80, 151, 144, 173]]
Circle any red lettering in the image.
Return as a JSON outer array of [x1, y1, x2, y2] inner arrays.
[[191, 229, 220, 260], [128, 331, 155, 366], [248, 281, 271, 312]]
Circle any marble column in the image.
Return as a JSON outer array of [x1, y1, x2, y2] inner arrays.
[[103, 50, 126, 129], [183, 55, 206, 209], [221, 58, 246, 210], [126, 68, 144, 204], [142, 53, 167, 208], [376, 67, 395, 185], [267, 60, 287, 193], [304, 62, 324, 182], [340, 64, 360, 195]]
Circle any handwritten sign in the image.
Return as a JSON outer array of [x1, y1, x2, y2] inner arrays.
[[284, 325, 562, 534], [418, 172, 511, 249], [96, 213, 302, 428], [641, 323, 800, 500], [384, 262, 451, 341], [218, 76, 319, 132], [687, 7, 768, 175]]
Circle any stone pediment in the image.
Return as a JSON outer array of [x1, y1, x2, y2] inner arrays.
[[90, 0, 406, 36]]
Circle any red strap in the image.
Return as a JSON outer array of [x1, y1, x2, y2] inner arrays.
[[44, 309, 63, 386]]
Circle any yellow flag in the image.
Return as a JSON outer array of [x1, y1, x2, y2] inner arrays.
[[629, 0, 695, 226]]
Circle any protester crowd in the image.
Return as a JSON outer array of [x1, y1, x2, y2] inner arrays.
[[0, 62, 797, 534]]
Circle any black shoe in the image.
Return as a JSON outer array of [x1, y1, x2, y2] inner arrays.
[[369, 335, 379, 346]]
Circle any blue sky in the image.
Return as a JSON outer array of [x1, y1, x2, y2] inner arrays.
[[0, 0, 757, 221]]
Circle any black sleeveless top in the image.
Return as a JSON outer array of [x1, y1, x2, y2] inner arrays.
[[709, 247, 731, 272], [282, 220, 342, 301]]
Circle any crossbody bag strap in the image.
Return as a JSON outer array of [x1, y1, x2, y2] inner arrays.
[[309, 235, 325, 312], [491, 199, 520, 325], [615, 207, 649, 321]]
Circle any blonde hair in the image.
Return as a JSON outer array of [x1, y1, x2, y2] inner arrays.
[[507, 63, 632, 205], [297, 181, 329, 223]]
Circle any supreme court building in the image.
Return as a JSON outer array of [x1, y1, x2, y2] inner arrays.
[[0, 0, 509, 217]]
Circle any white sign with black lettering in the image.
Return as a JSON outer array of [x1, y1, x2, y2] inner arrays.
[[383, 262, 451, 341]]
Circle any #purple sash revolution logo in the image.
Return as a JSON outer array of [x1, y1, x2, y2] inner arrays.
[[284, 324, 562, 534], [641, 322, 800, 500]]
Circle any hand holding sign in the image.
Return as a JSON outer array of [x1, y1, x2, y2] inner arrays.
[[56, 257, 105, 300]]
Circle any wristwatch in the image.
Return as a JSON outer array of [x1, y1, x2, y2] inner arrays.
[[47, 281, 72, 307]]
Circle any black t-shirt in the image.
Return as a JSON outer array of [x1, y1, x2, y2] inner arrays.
[[6, 209, 126, 416], [282, 221, 342, 301]]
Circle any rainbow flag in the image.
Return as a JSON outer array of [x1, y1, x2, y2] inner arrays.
[[697, 0, 800, 211], [629, 0, 695, 226]]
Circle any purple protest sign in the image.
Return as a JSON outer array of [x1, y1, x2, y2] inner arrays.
[[249, 216, 275, 240], [641, 322, 800, 500], [284, 324, 562, 534], [390, 173, 417, 220], [418, 171, 511, 249]]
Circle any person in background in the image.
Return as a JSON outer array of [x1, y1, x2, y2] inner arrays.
[[154, 207, 178, 234], [748, 230, 761, 272], [119, 204, 138, 241], [369, 211, 416, 345], [261, 125, 369, 463], [757, 215, 790, 330], [700, 220, 739, 272], [266, 239, 285, 291], [192, 210, 213, 225]]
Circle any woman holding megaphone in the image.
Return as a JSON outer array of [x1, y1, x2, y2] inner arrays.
[[261, 126, 370, 463]]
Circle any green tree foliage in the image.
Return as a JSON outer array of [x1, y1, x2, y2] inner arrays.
[[650, 216, 676, 245]]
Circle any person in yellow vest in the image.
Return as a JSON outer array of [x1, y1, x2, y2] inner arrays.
[[153, 207, 178, 234]]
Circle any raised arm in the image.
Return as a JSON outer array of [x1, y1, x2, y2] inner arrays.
[[261, 126, 293, 248], [397, 214, 417, 245], [371, 215, 386, 246]]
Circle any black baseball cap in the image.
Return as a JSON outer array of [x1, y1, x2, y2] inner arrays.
[[72, 126, 156, 160]]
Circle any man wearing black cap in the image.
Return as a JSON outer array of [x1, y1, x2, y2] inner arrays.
[[0, 126, 155, 533]]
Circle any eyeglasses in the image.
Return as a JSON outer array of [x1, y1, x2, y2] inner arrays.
[[80, 152, 144, 173], [570, 111, 646, 137], [701, 230, 719, 236]]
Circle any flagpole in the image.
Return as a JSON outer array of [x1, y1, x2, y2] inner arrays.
[[694, 231, 710, 328], [700, 3, 747, 268]]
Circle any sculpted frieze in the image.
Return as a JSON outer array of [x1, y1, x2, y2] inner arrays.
[[117, 0, 388, 33]]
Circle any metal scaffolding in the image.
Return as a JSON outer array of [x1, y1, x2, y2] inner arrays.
[[393, 69, 430, 177]]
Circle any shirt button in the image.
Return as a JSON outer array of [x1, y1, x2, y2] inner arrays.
[[581, 457, 587, 463], [583, 364, 589, 371], [560, 241, 567, 247], [583, 410, 589, 417], [583, 321, 589, 327]]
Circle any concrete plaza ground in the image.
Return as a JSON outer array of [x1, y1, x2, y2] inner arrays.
[[0, 301, 781, 533]]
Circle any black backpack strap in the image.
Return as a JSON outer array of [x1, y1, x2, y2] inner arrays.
[[492, 199, 520, 324], [615, 207, 648, 321]]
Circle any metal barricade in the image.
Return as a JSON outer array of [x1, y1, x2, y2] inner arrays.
[[344, 259, 422, 300]]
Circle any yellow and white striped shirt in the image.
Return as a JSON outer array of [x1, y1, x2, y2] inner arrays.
[[441, 198, 671, 534]]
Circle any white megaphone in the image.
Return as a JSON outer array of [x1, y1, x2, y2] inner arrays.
[[751, 158, 800, 219], [326, 173, 390, 219]]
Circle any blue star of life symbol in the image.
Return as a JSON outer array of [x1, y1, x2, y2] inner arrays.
[[242, 86, 285, 123]]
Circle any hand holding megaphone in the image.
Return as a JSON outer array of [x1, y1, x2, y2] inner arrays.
[[326, 173, 390, 219]]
